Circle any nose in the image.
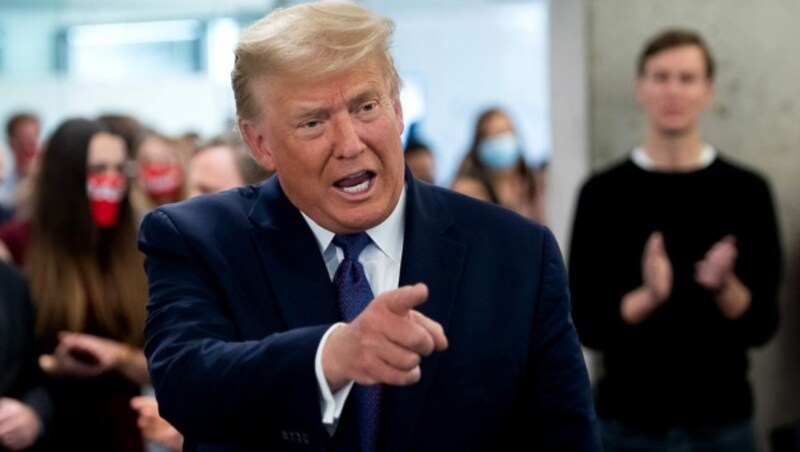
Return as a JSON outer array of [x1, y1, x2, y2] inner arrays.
[[664, 77, 682, 95], [331, 114, 365, 160]]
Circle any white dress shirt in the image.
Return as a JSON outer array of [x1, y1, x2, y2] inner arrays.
[[301, 187, 406, 431]]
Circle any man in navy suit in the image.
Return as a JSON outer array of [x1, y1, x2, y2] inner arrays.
[[138, 2, 599, 450]]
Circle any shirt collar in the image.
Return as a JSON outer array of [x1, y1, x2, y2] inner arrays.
[[301, 186, 406, 264], [631, 144, 717, 171]]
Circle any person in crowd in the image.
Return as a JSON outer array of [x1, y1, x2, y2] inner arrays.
[[0, 145, 14, 225], [450, 107, 546, 223], [0, 113, 41, 220], [130, 395, 183, 452], [130, 129, 187, 219], [24, 118, 150, 451], [5, 114, 41, 181], [403, 138, 435, 184], [187, 135, 271, 198], [138, 2, 600, 451], [568, 28, 781, 451], [97, 114, 146, 160], [0, 260, 52, 451]]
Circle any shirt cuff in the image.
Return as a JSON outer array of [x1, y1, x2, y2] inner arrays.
[[316, 322, 355, 432]]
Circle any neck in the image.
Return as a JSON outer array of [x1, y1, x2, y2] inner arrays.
[[643, 126, 705, 171], [487, 166, 517, 180]]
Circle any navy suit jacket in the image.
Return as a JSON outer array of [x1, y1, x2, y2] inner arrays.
[[0, 261, 53, 450], [139, 171, 599, 451]]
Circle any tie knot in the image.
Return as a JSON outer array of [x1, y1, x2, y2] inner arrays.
[[333, 232, 372, 261]]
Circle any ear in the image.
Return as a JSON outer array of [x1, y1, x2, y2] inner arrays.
[[240, 119, 276, 172], [392, 96, 405, 136]]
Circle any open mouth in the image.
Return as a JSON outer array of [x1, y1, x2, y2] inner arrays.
[[334, 170, 375, 194]]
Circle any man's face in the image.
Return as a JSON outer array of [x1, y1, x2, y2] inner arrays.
[[188, 146, 244, 198], [636, 45, 714, 137], [242, 59, 405, 234], [9, 119, 40, 177]]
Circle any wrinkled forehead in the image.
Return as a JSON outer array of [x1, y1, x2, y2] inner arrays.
[[257, 60, 392, 111]]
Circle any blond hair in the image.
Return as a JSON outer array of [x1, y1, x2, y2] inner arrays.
[[232, 0, 400, 122]]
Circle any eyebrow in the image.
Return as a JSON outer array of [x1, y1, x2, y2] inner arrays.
[[289, 86, 383, 122], [347, 89, 381, 110], [292, 107, 330, 123]]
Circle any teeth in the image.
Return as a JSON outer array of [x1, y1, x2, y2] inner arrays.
[[342, 179, 370, 194]]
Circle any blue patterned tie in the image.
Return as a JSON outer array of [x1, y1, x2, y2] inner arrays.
[[332, 233, 382, 452]]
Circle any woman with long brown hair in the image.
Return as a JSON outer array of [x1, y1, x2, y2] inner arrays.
[[25, 118, 149, 451], [451, 107, 546, 223]]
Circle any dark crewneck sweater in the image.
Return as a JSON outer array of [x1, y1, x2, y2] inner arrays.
[[568, 155, 781, 428]]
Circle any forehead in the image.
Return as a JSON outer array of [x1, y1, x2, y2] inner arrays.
[[483, 112, 513, 135], [259, 60, 388, 112], [193, 146, 236, 168], [644, 45, 706, 73], [12, 119, 39, 135], [138, 136, 175, 162], [88, 133, 126, 161]]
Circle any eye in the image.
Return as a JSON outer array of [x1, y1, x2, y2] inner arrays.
[[295, 117, 326, 139], [87, 163, 105, 175], [652, 72, 668, 82], [355, 101, 380, 120], [300, 119, 322, 129]]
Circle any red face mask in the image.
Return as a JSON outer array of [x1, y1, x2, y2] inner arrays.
[[139, 163, 183, 203], [87, 173, 128, 228]]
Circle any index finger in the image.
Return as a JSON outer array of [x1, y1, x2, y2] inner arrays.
[[383, 283, 429, 316], [130, 396, 151, 410]]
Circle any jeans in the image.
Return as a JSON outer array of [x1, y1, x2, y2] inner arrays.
[[600, 418, 757, 452]]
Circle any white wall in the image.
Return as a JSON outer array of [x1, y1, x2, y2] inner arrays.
[[375, 1, 551, 186], [1, 2, 551, 192]]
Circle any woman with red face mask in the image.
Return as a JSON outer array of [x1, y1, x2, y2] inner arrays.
[[130, 129, 188, 220], [19, 118, 150, 451]]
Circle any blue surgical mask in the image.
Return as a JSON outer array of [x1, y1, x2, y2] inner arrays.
[[477, 132, 521, 169]]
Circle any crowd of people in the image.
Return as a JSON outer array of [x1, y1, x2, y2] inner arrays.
[[0, 1, 787, 451], [0, 114, 269, 451]]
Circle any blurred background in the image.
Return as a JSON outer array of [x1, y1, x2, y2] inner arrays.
[[0, 0, 551, 188], [3, 0, 800, 450]]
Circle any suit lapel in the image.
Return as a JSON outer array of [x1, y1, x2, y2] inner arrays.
[[247, 177, 340, 329], [247, 174, 466, 447], [381, 174, 466, 449]]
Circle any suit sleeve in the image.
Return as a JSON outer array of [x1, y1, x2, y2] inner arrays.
[[6, 266, 53, 445], [139, 209, 330, 444], [525, 229, 601, 451]]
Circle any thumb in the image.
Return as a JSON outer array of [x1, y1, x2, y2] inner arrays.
[[649, 231, 664, 249], [383, 283, 429, 316]]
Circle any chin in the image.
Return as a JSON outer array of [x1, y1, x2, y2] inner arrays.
[[338, 206, 392, 233], [658, 124, 693, 137]]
